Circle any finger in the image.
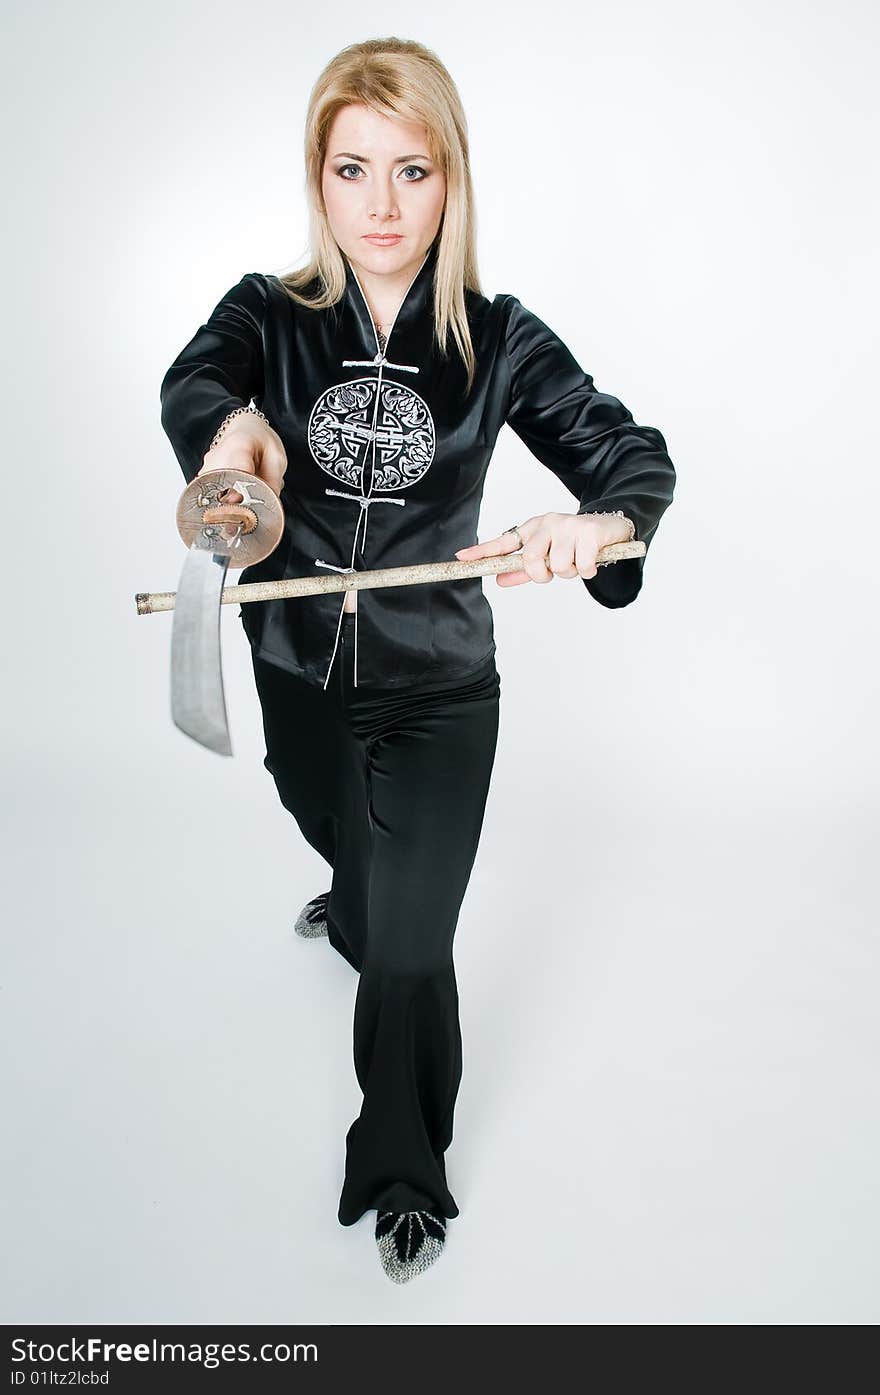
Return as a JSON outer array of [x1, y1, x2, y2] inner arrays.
[[495, 568, 531, 587], [547, 534, 579, 580], [519, 526, 555, 585], [454, 530, 525, 561], [520, 553, 553, 584], [574, 531, 599, 580]]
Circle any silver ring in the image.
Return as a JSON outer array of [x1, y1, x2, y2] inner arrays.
[[503, 524, 523, 549]]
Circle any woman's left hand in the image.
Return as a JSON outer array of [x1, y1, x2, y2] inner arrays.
[[454, 511, 630, 588]]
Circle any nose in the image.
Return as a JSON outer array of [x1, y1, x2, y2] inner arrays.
[[368, 178, 400, 222]]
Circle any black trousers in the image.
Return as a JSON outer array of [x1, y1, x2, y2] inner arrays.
[[251, 612, 501, 1225]]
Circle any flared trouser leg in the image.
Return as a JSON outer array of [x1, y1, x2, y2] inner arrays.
[[250, 619, 500, 1226], [337, 673, 499, 1223]]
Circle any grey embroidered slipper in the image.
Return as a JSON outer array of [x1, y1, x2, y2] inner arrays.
[[294, 891, 330, 939], [374, 1209, 448, 1283]]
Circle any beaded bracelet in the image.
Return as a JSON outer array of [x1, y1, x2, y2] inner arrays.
[[582, 509, 636, 564], [209, 404, 271, 451]]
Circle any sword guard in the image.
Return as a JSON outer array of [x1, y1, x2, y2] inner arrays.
[[176, 469, 285, 569]]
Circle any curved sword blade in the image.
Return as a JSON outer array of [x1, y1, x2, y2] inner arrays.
[[170, 541, 233, 756]]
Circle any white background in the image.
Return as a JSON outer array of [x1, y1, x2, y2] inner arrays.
[[2, 0, 877, 1324]]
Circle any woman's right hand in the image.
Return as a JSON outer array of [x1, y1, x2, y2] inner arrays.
[[197, 413, 288, 504]]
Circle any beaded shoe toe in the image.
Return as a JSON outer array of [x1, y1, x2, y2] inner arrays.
[[294, 891, 330, 939], [374, 1209, 447, 1284]]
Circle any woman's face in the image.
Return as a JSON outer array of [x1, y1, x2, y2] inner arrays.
[[321, 103, 446, 288]]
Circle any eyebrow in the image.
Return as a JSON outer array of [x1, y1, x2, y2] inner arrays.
[[330, 151, 431, 163]]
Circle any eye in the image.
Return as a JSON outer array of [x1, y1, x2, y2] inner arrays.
[[334, 162, 429, 182]]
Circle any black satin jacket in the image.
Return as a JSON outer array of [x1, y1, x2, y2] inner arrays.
[[160, 241, 676, 690]]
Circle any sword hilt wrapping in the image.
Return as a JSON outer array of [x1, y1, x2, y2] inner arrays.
[[201, 503, 259, 534]]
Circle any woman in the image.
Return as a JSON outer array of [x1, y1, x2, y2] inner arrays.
[[160, 36, 676, 1284]]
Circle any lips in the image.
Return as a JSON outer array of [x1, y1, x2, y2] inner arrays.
[[364, 234, 403, 243]]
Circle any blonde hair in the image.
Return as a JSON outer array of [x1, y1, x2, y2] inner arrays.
[[277, 37, 482, 393]]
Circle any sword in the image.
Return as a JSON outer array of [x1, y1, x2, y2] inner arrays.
[[141, 472, 645, 756], [168, 469, 284, 757]]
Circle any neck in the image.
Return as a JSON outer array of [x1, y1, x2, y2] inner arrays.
[[346, 245, 432, 334]]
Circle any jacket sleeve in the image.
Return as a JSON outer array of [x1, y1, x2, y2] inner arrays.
[[502, 294, 676, 608], [159, 272, 269, 483]]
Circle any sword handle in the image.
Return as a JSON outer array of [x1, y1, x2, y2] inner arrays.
[[175, 470, 285, 569]]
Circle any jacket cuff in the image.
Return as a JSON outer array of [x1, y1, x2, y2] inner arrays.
[[577, 498, 645, 609]]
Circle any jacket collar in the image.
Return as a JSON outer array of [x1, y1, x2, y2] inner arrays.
[[343, 240, 438, 356]]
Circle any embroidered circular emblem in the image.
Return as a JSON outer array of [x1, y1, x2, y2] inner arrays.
[[307, 378, 436, 494]]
